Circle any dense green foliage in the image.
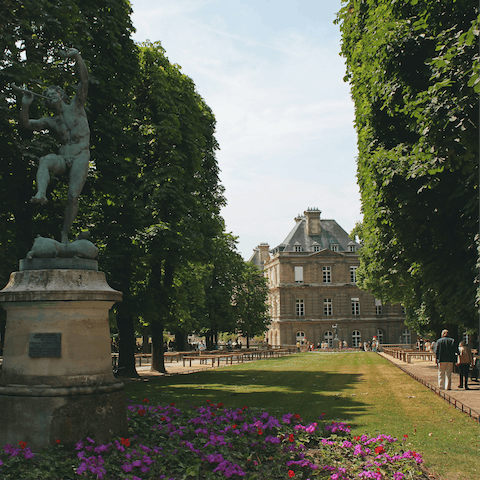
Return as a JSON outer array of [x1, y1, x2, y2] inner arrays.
[[0, 6, 271, 370], [235, 262, 271, 347], [0, 0, 139, 349], [337, 0, 479, 335]]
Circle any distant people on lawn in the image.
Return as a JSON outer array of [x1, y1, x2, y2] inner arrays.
[[457, 341, 474, 390], [434, 329, 459, 390]]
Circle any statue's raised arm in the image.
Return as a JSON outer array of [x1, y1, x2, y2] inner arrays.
[[60, 48, 89, 106]]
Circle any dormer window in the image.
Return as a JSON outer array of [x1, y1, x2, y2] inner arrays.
[[331, 244, 339, 252], [349, 245, 356, 252], [313, 246, 320, 252], [294, 244, 302, 252]]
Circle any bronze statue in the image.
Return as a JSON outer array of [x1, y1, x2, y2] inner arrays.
[[17, 48, 90, 244]]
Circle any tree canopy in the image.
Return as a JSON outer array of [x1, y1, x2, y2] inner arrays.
[[336, 0, 479, 335]]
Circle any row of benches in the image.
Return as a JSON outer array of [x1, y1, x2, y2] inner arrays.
[[382, 347, 436, 364], [112, 348, 294, 368]]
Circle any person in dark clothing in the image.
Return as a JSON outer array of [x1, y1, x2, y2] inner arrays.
[[435, 329, 459, 390]]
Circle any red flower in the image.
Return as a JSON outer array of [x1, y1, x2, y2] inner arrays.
[[120, 437, 130, 447], [217, 403, 224, 408], [294, 414, 301, 420], [375, 445, 385, 455], [257, 428, 263, 435], [143, 398, 149, 403], [354, 436, 361, 441], [137, 408, 146, 416], [288, 470, 295, 478], [232, 424, 237, 429], [288, 434, 295, 443], [18, 441, 27, 450], [170, 402, 175, 406], [403, 434, 408, 440], [160, 416, 166, 421], [55, 439, 61, 444]]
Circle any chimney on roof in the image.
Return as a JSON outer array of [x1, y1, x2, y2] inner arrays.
[[258, 243, 270, 264], [304, 208, 321, 236]]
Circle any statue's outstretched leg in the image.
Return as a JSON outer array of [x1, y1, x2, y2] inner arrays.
[[31, 154, 66, 205], [61, 155, 89, 243]]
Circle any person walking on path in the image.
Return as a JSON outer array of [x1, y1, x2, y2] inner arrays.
[[457, 341, 474, 390], [434, 329, 459, 390]]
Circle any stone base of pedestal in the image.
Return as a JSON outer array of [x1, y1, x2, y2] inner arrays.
[[0, 385, 126, 451], [0, 267, 125, 452]]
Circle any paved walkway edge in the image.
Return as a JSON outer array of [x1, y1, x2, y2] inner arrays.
[[378, 352, 480, 422]]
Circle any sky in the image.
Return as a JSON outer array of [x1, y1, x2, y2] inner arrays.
[[129, 0, 361, 259]]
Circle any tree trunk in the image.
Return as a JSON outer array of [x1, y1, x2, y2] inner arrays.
[[246, 335, 250, 348], [175, 330, 187, 351], [151, 320, 166, 373], [116, 303, 139, 378]]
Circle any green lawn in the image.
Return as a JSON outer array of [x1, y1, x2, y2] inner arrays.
[[124, 352, 480, 479]]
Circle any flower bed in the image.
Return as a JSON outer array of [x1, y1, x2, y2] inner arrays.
[[0, 399, 431, 479]]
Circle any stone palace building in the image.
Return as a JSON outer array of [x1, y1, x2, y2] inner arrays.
[[249, 208, 415, 348]]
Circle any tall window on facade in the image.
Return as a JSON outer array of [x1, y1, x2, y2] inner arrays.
[[401, 329, 411, 344], [351, 298, 360, 315], [463, 331, 470, 345], [350, 266, 358, 283], [352, 330, 361, 347], [296, 299, 305, 316], [294, 266, 304, 283], [376, 329, 384, 344], [324, 298, 332, 316], [323, 266, 332, 283], [296, 331, 306, 345], [375, 299, 382, 315], [324, 330, 333, 347]]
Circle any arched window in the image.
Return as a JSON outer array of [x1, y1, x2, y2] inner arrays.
[[352, 330, 361, 348], [401, 329, 411, 344], [296, 331, 306, 345], [376, 329, 384, 344], [324, 331, 333, 348]]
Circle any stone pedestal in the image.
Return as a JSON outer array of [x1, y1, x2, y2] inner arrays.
[[0, 262, 126, 451]]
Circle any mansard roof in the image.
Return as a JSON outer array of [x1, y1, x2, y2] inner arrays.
[[272, 215, 359, 254]]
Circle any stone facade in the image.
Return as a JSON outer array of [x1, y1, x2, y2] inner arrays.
[[250, 209, 415, 348]]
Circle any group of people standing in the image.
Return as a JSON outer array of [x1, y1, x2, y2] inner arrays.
[[434, 329, 475, 390]]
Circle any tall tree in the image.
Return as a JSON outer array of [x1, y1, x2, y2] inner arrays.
[[336, 0, 479, 336], [200, 232, 245, 349], [235, 262, 271, 348], [134, 42, 225, 372]]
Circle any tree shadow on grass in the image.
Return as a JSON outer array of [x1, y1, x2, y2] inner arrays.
[[124, 362, 368, 426]]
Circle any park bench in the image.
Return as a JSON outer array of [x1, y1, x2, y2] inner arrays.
[[182, 353, 238, 368], [405, 352, 435, 363]]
